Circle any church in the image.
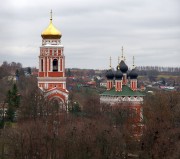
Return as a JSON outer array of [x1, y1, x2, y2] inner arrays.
[[37, 11, 69, 110], [100, 48, 144, 106], [100, 48, 145, 135]]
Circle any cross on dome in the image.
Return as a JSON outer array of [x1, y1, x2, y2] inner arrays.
[[121, 46, 124, 60], [132, 56, 135, 69], [121, 46, 126, 61], [50, 10, 52, 21], [109, 56, 112, 69], [41, 10, 62, 39]]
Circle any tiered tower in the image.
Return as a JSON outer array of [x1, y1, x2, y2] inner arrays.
[[37, 11, 69, 109]]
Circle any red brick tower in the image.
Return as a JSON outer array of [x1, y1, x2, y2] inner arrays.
[[37, 11, 69, 109]]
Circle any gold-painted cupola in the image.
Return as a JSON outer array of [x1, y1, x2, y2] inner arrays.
[[41, 10, 62, 39]]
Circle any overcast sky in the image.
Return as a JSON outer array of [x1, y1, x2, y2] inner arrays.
[[0, 0, 180, 69]]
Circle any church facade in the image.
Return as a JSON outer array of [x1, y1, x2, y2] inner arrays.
[[37, 11, 69, 109]]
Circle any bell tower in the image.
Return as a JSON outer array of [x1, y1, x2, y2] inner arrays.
[[38, 11, 69, 109]]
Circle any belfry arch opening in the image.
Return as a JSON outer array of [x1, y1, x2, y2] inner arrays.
[[41, 59, 43, 71], [53, 59, 58, 72]]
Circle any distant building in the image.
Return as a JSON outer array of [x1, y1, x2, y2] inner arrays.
[[100, 80, 107, 87], [37, 11, 69, 110], [100, 47, 145, 136]]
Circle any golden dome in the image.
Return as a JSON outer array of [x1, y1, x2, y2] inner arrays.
[[41, 11, 62, 39]]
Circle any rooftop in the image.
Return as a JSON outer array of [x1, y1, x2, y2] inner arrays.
[[100, 85, 145, 97]]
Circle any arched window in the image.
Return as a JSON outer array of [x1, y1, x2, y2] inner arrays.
[[53, 59, 58, 72], [41, 59, 43, 72]]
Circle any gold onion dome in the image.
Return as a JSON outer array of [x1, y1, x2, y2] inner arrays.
[[41, 11, 62, 39]]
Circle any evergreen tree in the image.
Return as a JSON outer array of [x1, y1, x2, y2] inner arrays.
[[67, 68, 72, 77], [27, 67, 31, 75], [0, 102, 5, 128], [15, 69, 19, 78], [6, 84, 20, 122], [11, 84, 20, 108]]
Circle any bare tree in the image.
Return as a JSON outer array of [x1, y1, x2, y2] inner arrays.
[[140, 92, 180, 159]]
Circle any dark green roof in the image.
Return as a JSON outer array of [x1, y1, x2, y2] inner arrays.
[[100, 85, 145, 97]]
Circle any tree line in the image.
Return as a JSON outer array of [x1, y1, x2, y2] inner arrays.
[[0, 77, 179, 158], [137, 66, 180, 72]]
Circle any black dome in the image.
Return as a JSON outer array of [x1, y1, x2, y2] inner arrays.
[[120, 60, 128, 73], [115, 69, 123, 80], [129, 68, 138, 79], [106, 69, 114, 80]]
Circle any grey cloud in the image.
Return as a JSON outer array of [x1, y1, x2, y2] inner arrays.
[[0, 0, 179, 68]]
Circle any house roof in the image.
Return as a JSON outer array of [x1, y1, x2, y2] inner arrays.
[[100, 85, 145, 97]]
